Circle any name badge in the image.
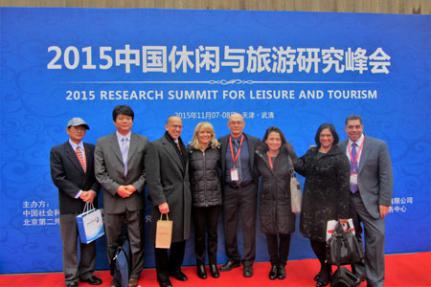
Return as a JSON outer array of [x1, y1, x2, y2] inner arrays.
[[230, 168, 239, 182], [350, 173, 358, 185]]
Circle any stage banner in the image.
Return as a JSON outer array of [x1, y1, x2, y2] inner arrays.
[[0, 8, 430, 273]]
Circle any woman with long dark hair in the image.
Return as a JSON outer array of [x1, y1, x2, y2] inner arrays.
[[255, 127, 296, 280], [294, 123, 350, 287]]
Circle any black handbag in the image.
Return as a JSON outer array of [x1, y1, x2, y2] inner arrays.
[[110, 236, 131, 287], [327, 221, 363, 266], [330, 266, 361, 287]]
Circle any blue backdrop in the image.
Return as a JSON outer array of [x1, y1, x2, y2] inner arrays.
[[0, 8, 430, 274]]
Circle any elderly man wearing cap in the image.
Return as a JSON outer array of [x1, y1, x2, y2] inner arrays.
[[50, 117, 102, 287]]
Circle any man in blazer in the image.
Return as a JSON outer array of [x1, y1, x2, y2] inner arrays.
[[146, 116, 192, 287], [219, 113, 260, 278], [339, 115, 393, 287], [50, 117, 102, 287], [95, 105, 148, 287]]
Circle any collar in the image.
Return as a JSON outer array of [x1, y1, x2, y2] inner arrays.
[[116, 131, 131, 141], [348, 133, 365, 147], [230, 133, 247, 142], [164, 132, 182, 145], [69, 139, 84, 150]]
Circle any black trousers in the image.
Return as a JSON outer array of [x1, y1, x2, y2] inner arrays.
[[223, 183, 257, 264], [310, 239, 331, 281], [266, 233, 291, 266], [193, 205, 221, 265], [155, 241, 186, 282]]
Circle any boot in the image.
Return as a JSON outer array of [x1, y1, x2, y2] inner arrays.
[[196, 264, 207, 279], [268, 264, 278, 280]]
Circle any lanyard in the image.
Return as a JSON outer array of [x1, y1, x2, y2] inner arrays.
[[229, 135, 244, 164], [347, 137, 365, 165]]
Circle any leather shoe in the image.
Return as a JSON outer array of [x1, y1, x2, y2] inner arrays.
[[277, 265, 286, 280], [128, 278, 139, 287], [170, 270, 188, 281], [209, 264, 220, 278], [197, 264, 207, 279], [354, 273, 366, 283], [316, 279, 329, 287], [268, 264, 278, 280], [66, 282, 78, 287], [80, 276, 102, 285], [158, 278, 173, 287], [243, 264, 253, 278], [220, 260, 241, 271], [109, 279, 120, 287]]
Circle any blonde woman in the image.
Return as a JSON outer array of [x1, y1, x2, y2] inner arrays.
[[188, 122, 222, 279]]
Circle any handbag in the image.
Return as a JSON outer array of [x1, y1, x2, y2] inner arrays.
[[76, 202, 105, 244], [290, 173, 302, 213], [330, 266, 360, 287], [288, 156, 302, 213], [326, 221, 363, 266], [111, 236, 131, 287], [155, 213, 173, 249]]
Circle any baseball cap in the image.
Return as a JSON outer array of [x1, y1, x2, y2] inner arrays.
[[67, 117, 90, 130]]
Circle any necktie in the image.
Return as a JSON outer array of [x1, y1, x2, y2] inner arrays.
[[121, 137, 129, 176], [75, 146, 87, 172], [233, 138, 240, 154], [350, 142, 359, 193], [233, 138, 242, 183], [175, 140, 182, 155]]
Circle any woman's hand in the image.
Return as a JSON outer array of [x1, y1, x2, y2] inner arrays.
[[339, 218, 349, 224]]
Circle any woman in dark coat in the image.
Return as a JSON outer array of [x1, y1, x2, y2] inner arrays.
[[294, 123, 350, 287], [188, 122, 222, 279], [255, 127, 296, 280]]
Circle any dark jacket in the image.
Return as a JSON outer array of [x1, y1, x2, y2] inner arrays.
[[294, 145, 350, 242], [219, 133, 260, 186], [255, 144, 296, 235], [146, 135, 192, 242], [189, 146, 222, 207], [50, 142, 100, 215]]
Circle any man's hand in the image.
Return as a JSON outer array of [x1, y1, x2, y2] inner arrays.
[[85, 190, 96, 203], [379, 205, 390, 219], [125, 185, 137, 194], [158, 202, 169, 214], [79, 191, 87, 201], [117, 185, 132, 198], [80, 190, 96, 203]]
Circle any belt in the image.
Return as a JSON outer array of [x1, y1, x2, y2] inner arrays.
[[351, 190, 361, 196], [227, 181, 253, 189]]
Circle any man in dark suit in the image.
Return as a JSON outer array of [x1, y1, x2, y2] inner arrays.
[[339, 115, 393, 287], [50, 117, 102, 287], [146, 116, 192, 287], [219, 113, 260, 278], [95, 105, 148, 287]]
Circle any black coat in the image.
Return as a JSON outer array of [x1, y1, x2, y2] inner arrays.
[[255, 145, 296, 235], [146, 136, 192, 242], [188, 146, 222, 207], [294, 146, 350, 242]]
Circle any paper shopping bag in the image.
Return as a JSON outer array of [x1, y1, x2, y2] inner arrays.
[[156, 214, 173, 249], [290, 173, 302, 213], [326, 218, 355, 241], [76, 203, 105, 244]]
